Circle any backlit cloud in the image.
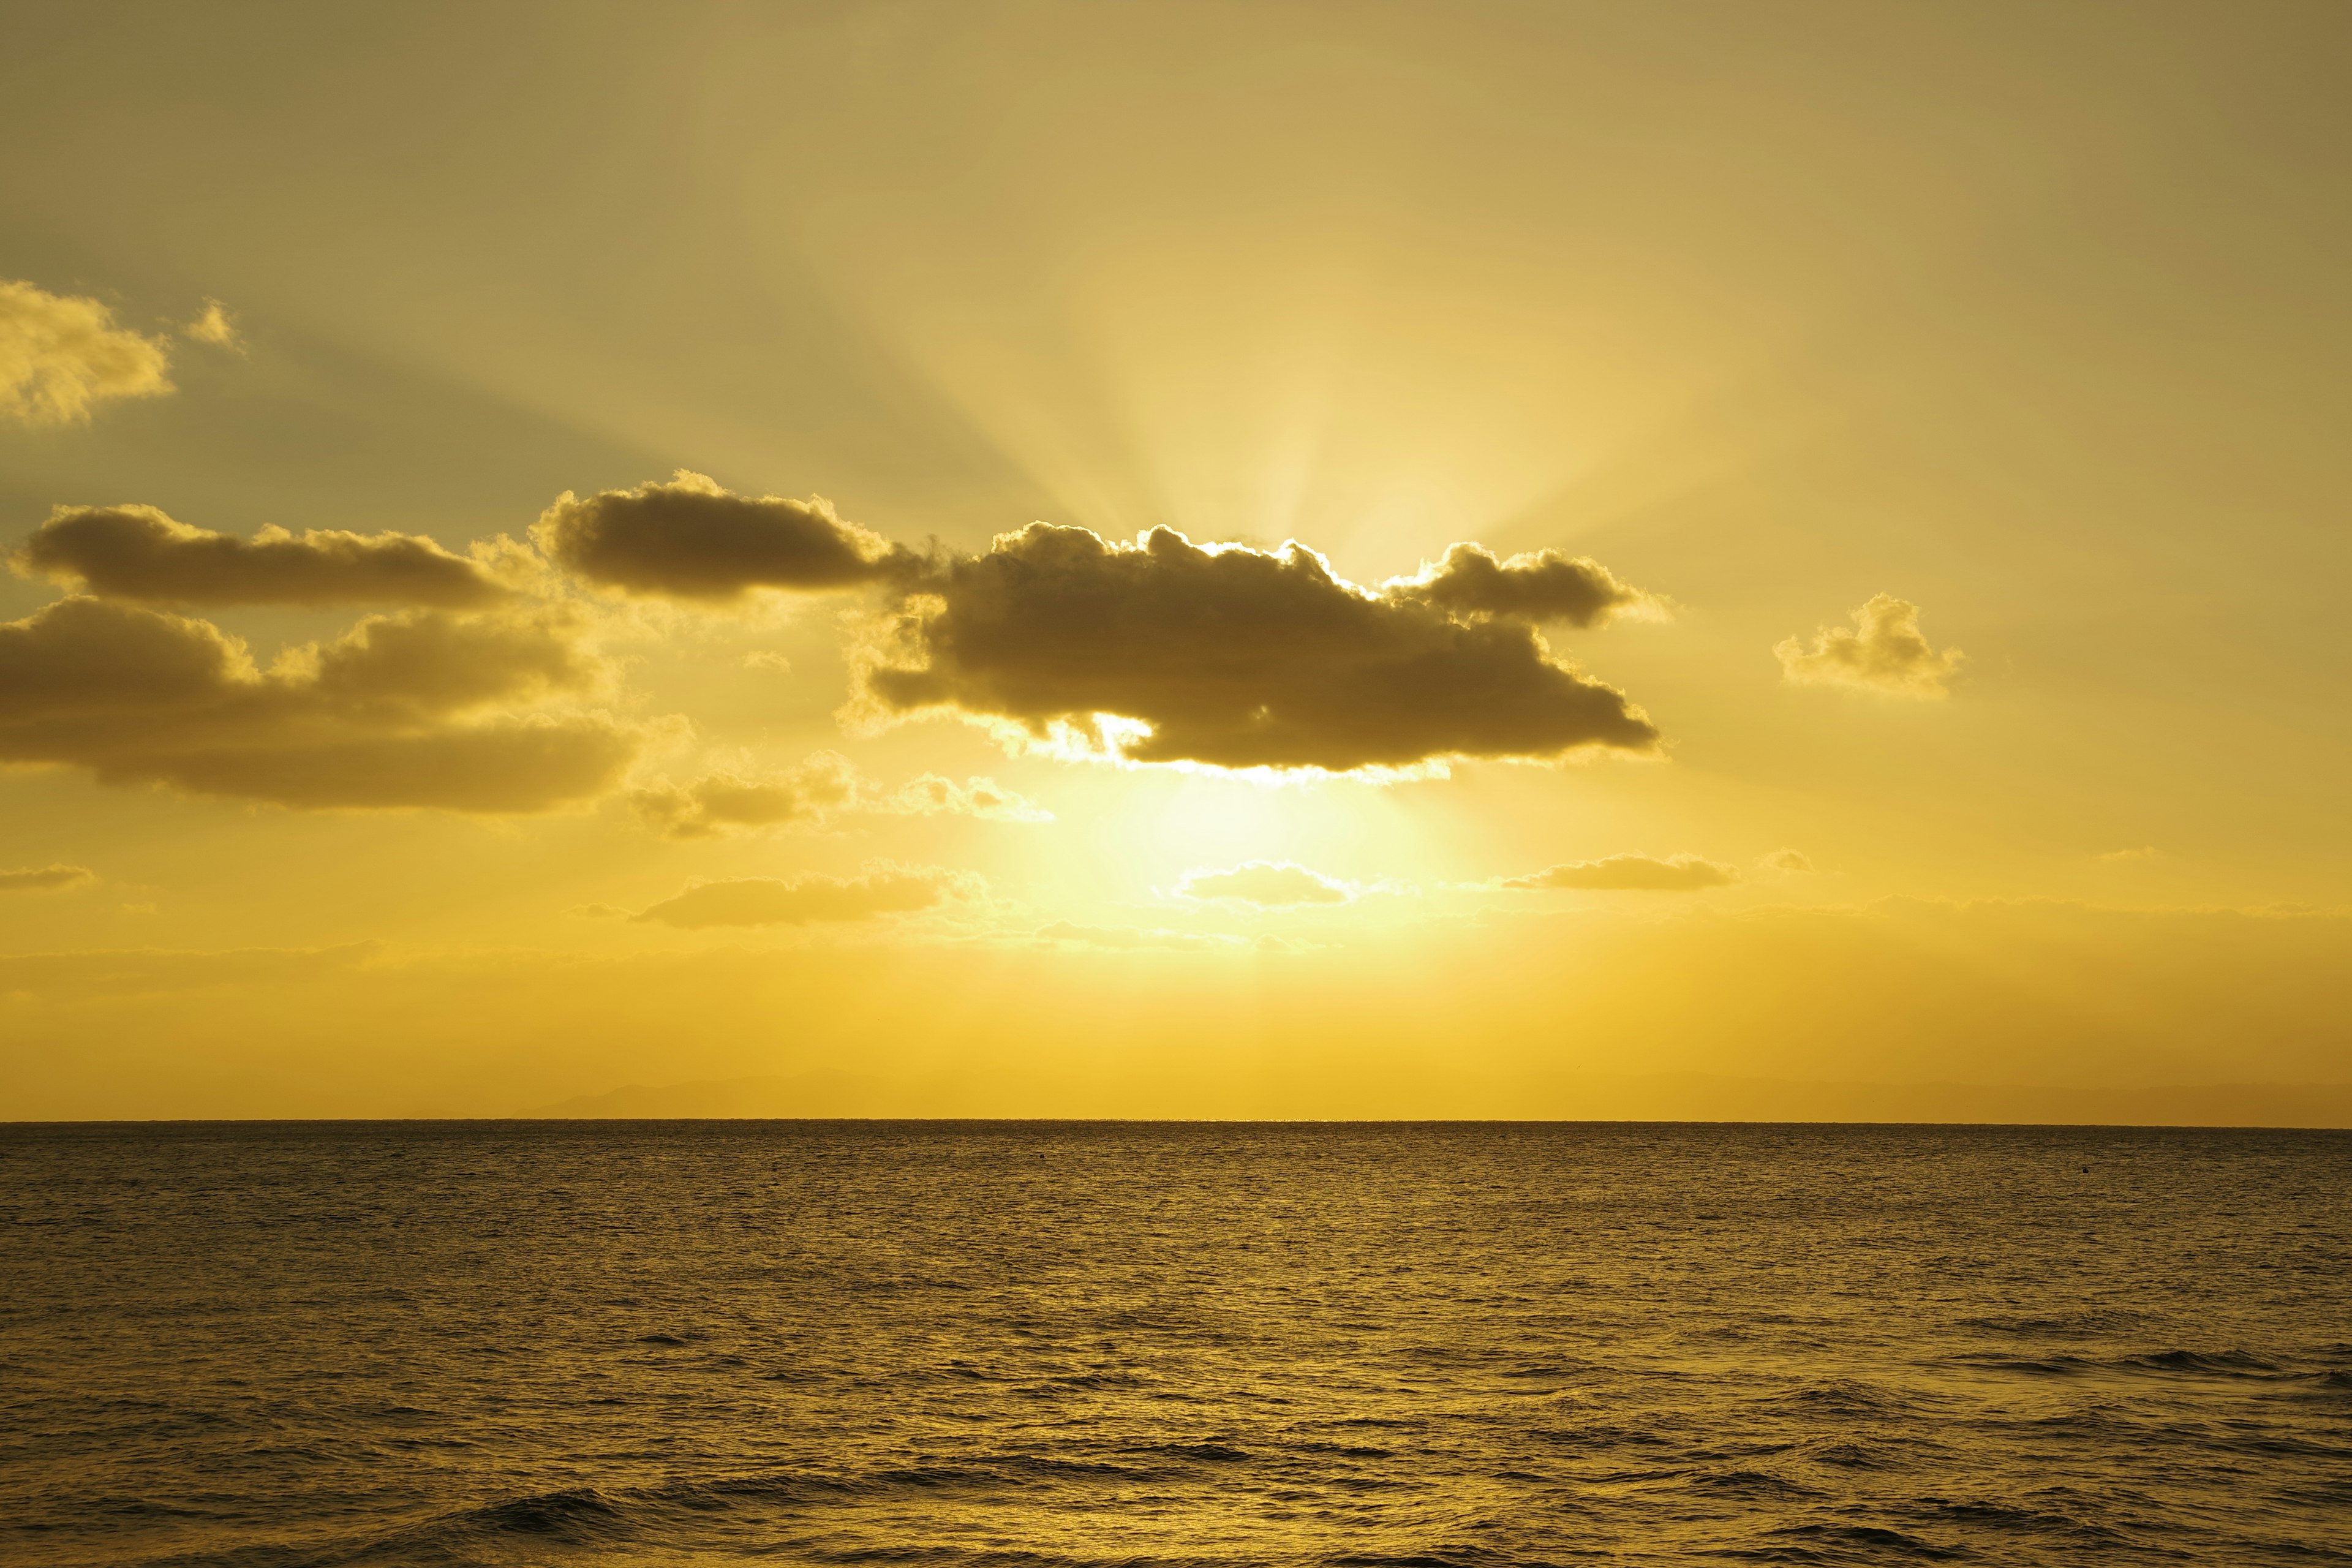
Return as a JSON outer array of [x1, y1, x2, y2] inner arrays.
[[13, 505, 512, 608], [0, 597, 638, 810], [629, 752, 1048, 839], [1502, 853, 1740, 891], [1180, 861, 1353, 906], [1777, 594, 1962, 698], [631, 862, 978, 929], [0, 281, 173, 426], [535, 470, 910, 600], [0, 864, 96, 893], [861, 524, 1658, 773], [184, 300, 239, 349], [1386, 543, 1654, 627]]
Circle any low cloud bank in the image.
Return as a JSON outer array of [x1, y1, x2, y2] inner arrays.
[[631, 862, 978, 929], [0, 864, 95, 893], [1179, 861, 1353, 906], [1504, 854, 1740, 891]]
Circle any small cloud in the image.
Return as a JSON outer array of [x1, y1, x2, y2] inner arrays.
[[2098, 846, 2160, 864], [184, 300, 239, 349], [117, 902, 157, 917], [1757, 848, 1814, 874], [1178, 861, 1352, 906], [1502, 853, 1739, 891], [630, 753, 1050, 838], [1034, 921, 1241, 952], [631, 862, 979, 929], [742, 650, 793, 673], [876, 773, 1052, 823], [535, 470, 910, 601], [1776, 594, 1962, 698], [630, 753, 859, 840], [565, 902, 630, 919], [0, 864, 96, 893], [1384, 543, 1658, 627], [0, 279, 175, 426]]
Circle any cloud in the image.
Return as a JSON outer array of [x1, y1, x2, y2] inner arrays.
[[1033, 921, 1240, 952], [0, 281, 174, 426], [534, 470, 910, 600], [13, 504, 513, 608], [184, 300, 239, 349], [0, 864, 96, 893], [629, 752, 1049, 839], [875, 773, 1051, 822], [630, 753, 862, 839], [1385, 543, 1654, 627], [1179, 861, 1353, 906], [1503, 854, 1740, 891], [861, 524, 1658, 773], [2098, 846, 2160, 864], [1757, 848, 1814, 873], [631, 862, 977, 929], [1776, 594, 1962, 698], [0, 597, 639, 810]]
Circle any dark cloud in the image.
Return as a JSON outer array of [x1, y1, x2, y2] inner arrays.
[[535, 470, 910, 600], [631, 863, 976, 929], [0, 280, 173, 425], [13, 504, 511, 608], [1776, 594, 1962, 698], [0, 864, 95, 893], [1503, 854, 1740, 891], [862, 524, 1657, 772], [1387, 543, 1651, 627], [0, 597, 637, 810], [1179, 861, 1352, 906]]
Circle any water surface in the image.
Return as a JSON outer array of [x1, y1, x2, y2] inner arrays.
[[3, 1121, 2348, 1566]]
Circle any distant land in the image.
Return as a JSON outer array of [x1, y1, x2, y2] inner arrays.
[[522, 1074, 2352, 1128]]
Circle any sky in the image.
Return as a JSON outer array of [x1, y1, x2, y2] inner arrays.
[[2, 1, 2347, 1119]]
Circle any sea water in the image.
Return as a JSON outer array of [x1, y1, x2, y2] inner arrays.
[[2, 1120, 2347, 1566]]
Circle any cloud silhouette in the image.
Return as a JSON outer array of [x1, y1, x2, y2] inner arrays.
[[0, 280, 173, 425], [862, 524, 1657, 772], [535, 470, 910, 600], [0, 597, 638, 810], [630, 753, 1049, 839], [14, 505, 511, 608], [0, 864, 96, 893], [631, 863, 976, 929], [1387, 543, 1652, 626], [1777, 594, 1962, 698], [1502, 853, 1739, 890], [1179, 861, 1353, 906]]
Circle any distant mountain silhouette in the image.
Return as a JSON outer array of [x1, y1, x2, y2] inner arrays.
[[522, 1073, 2352, 1126]]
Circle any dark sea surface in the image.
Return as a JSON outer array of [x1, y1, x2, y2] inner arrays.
[[2, 1121, 2348, 1568]]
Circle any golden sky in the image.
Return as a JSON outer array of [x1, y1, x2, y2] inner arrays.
[[2, 2, 2347, 1118]]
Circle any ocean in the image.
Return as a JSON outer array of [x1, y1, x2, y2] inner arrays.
[[2, 1121, 2346, 1567]]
